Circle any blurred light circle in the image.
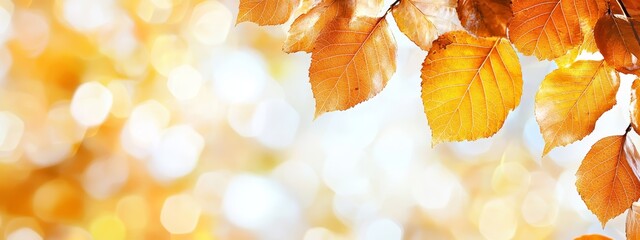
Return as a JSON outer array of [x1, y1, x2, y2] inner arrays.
[[412, 164, 457, 210], [373, 130, 414, 180], [189, 0, 231, 45], [150, 35, 190, 76], [362, 218, 403, 240], [61, 0, 115, 32], [0, 111, 24, 152], [479, 199, 517, 240], [160, 194, 202, 234], [303, 227, 334, 240], [194, 171, 232, 214], [252, 99, 300, 149], [136, 0, 173, 23], [167, 64, 203, 101], [222, 175, 299, 230], [121, 100, 170, 159], [227, 104, 259, 137], [0, 1, 13, 36], [82, 156, 128, 199], [271, 161, 319, 207], [12, 10, 49, 56], [491, 162, 531, 194], [116, 195, 149, 231], [6, 227, 42, 240], [89, 215, 125, 240], [107, 81, 133, 118], [322, 111, 379, 153], [32, 179, 84, 222], [521, 190, 559, 227], [323, 151, 370, 195], [71, 82, 113, 127], [211, 51, 267, 104], [148, 125, 204, 181]]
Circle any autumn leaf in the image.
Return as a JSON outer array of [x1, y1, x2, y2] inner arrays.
[[283, 0, 347, 53], [594, 14, 640, 75], [456, 0, 512, 37], [631, 80, 640, 135], [612, 0, 640, 17], [508, 0, 582, 60], [392, 0, 461, 50], [576, 135, 640, 226], [627, 202, 640, 239], [237, 0, 299, 26], [421, 31, 522, 144], [574, 234, 613, 240], [575, 0, 607, 27], [535, 60, 619, 156], [310, 17, 396, 116]]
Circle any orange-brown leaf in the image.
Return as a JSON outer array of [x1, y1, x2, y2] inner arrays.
[[576, 0, 607, 27], [576, 135, 640, 226], [392, 0, 461, 50], [631, 80, 640, 135], [457, 0, 512, 37], [535, 60, 619, 156], [575, 234, 613, 240], [612, 0, 640, 17], [508, 0, 582, 60], [283, 0, 346, 53], [421, 31, 522, 144], [627, 202, 640, 240], [237, 0, 299, 25], [594, 14, 640, 74], [310, 17, 396, 116]]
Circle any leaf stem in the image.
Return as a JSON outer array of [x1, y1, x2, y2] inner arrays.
[[614, 0, 640, 48], [626, 123, 633, 136], [381, 0, 401, 19]]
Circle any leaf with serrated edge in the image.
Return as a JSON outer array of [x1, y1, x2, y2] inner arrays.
[[457, 0, 512, 37], [421, 31, 522, 144], [594, 14, 640, 75], [284, 0, 347, 53], [392, 0, 460, 50], [535, 60, 619, 155], [237, 0, 299, 26], [576, 135, 640, 227], [310, 17, 396, 116], [508, 0, 582, 60], [627, 202, 640, 240]]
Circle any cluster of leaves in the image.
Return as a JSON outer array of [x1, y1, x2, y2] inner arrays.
[[236, 0, 640, 237]]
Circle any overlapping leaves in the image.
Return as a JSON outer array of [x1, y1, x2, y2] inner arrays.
[[235, 0, 640, 236]]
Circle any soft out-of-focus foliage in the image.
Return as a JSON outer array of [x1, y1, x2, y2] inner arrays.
[[0, 0, 637, 239]]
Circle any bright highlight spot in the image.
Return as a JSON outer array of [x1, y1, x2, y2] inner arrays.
[[71, 82, 113, 127], [160, 194, 201, 234], [167, 64, 203, 101], [0, 111, 24, 152]]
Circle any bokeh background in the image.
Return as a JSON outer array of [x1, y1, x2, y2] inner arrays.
[[0, 0, 636, 239]]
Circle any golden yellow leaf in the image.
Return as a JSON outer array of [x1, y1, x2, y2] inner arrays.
[[392, 0, 459, 50], [576, 135, 640, 226], [421, 31, 522, 144], [283, 0, 346, 53], [575, 234, 613, 240], [456, 0, 512, 37], [508, 0, 582, 60], [237, 0, 299, 26], [594, 14, 640, 75], [576, 0, 607, 27], [535, 60, 619, 156], [627, 202, 640, 240], [310, 17, 396, 116]]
